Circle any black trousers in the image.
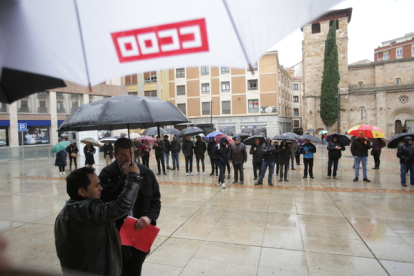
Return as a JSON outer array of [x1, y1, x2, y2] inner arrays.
[[303, 158, 314, 177], [122, 252, 147, 276], [196, 156, 205, 172], [328, 158, 338, 176], [225, 163, 231, 174], [142, 156, 149, 168], [233, 163, 244, 181], [155, 154, 165, 173], [275, 162, 280, 175], [134, 151, 141, 164], [58, 166, 65, 172], [210, 156, 218, 174], [185, 155, 193, 173], [279, 163, 288, 180], [295, 155, 300, 165], [253, 161, 262, 178], [373, 152, 381, 168], [69, 156, 77, 170]]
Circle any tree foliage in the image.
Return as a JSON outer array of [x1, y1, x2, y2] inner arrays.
[[320, 19, 340, 129]]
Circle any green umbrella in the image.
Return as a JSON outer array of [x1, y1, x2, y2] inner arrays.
[[52, 141, 70, 154], [319, 130, 329, 135]]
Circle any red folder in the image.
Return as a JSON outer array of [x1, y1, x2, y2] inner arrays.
[[119, 216, 160, 253]]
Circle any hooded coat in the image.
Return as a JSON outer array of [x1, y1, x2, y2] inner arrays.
[[213, 137, 229, 165], [327, 138, 345, 159], [397, 137, 414, 164], [278, 142, 290, 164]]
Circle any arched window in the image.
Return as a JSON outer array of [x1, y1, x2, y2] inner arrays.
[[360, 107, 365, 121], [358, 82, 363, 88], [396, 78, 401, 85]]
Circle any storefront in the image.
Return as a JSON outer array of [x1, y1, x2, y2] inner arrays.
[[17, 120, 51, 146], [218, 125, 236, 136], [0, 121, 10, 147], [241, 123, 267, 137]]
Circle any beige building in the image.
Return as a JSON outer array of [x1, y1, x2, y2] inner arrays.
[[167, 51, 293, 137], [123, 71, 170, 101], [286, 62, 304, 133], [302, 8, 414, 136]]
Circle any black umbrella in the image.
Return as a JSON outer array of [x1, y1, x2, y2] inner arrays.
[[99, 137, 117, 143], [178, 127, 204, 137], [165, 128, 180, 136], [142, 127, 166, 136], [326, 133, 351, 146], [0, 68, 66, 104], [283, 132, 301, 138], [243, 135, 265, 146], [300, 133, 322, 144], [273, 134, 296, 141], [387, 133, 414, 149]]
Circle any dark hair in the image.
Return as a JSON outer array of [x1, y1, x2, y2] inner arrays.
[[114, 138, 133, 154], [66, 167, 96, 200]]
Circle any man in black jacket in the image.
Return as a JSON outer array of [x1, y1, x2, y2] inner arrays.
[[182, 135, 194, 176], [153, 136, 166, 175], [194, 135, 207, 175], [249, 138, 263, 180], [326, 135, 345, 179], [350, 131, 371, 182], [170, 135, 181, 170], [278, 140, 290, 182], [99, 138, 161, 276], [208, 137, 218, 176], [255, 138, 275, 186], [55, 165, 140, 276], [397, 136, 414, 187], [163, 135, 172, 170]]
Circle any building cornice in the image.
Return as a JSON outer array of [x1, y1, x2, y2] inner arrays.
[[349, 84, 414, 94], [348, 56, 414, 69]]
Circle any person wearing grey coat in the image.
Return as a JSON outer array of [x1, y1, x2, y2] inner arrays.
[[229, 136, 247, 184]]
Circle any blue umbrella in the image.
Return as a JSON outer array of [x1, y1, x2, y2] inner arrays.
[[205, 131, 224, 139]]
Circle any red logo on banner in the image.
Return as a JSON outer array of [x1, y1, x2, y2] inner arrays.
[[111, 19, 209, 63]]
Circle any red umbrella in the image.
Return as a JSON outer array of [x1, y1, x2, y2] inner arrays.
[[138, 136, 155, 143], [215, 134, 234, 144]]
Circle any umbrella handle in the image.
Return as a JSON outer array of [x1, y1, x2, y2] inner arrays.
[[128, 123, 133, 166]]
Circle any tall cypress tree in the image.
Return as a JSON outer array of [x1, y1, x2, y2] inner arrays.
[[320, 19, 340, 130]]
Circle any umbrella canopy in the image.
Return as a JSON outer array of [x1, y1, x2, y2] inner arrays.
[[51, 141, 70, 154], [273, 134, 296, 141], [100, 137, 117, 143], [387, 133, 414, 149], [319, 130, 329, 134], [129, 133, 141, 140], [205, 131, 224, 139], [326, 133, 351, 146], [0, 0, 340, 87], [215, 134, 234, 145], [284, 132, 301, 138], [243, 135, 265, 146], [81, 138, 102, 147], [179, 127, 204, 137], [142, 127, 166, 136], [306, 129, 316, 133], [347, 125, 385, 139], [0, 68, 66, 104], [300, 134, 323, 144], [138, 136, 155, 143], [59, 95, 189, 131], [165, 128, 180, 136]]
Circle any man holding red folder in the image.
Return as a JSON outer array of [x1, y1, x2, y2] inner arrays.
[[100, 138, 161, 276]]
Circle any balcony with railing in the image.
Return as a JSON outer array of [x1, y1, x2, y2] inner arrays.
[[18, 107, 30, 112], [37, 107, 48, 113], [57, 107, 66, 113]]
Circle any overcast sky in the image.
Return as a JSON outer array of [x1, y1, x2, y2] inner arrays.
[[271, 0, 414, 67]]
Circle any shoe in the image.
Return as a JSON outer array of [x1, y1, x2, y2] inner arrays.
[[217, 182, 222, 186], [352, 165, 355, 169], [210, 172, 214, 176], [254, 182, 263, 185], [196, 172, 199, 175], [353, 177, 358, 181], [203, 172, 206, 175], [254, 177, 257, 180], [363, 178, 371, 182], [303, 176, 307, 178], [232, 181, 238, 184], [157, 172, 161, 175], [59, 172, 63, 175], [327, 176, 331, 179], [240, 181, 244, 185], [186, 173, 189, 176], [284, 179, 289, 182], [216, 173, 218, 176], [310, 176, 314, 179], [171, 168, 176, 170], [163, 172, 167, 175], [269, 183, 274, 186], [279, 179, 282, 182], [63, 171, 66, 175], [292, 168, 295, 170], [372, 167, 379, 170], [190, 172, 193, 176], [402, 184, 407, 187], [296, 163, 301, 165], [177, 168, 180, 170], [333, 176, 338, 179], [222, 183, 226, 189], [167, 166, 171, 170], [227, 175, 230, 179]]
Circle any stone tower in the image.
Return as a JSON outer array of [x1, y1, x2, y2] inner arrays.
[[302, 8, 352, 132]]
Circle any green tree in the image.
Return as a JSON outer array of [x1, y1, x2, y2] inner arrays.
[[320, 19, 340, 130]]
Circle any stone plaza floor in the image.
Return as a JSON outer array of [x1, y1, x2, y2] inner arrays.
[[1, 146, 414, 275]]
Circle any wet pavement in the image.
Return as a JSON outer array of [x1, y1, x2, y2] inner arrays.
[[1, 146, 414, 275]]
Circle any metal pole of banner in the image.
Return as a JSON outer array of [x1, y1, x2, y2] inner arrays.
[[210, 101, 213, 132]]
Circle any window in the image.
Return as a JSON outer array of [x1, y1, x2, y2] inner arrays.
[[177, 85, 185, 95], [358, 82, 363, 88], [311, 23, 321, 34], [201, 66, 209, 75], [221, 67, 230, 74], [396, 78, 401, 85], [57, 101, 65, 113], [329, 20, 339, 29], [176, 68, 185, 78], [177, 103, 186, 115], [383, 53, 389, 60], [128, 92, 138, 95], [38, 100, 47, 113], [248, 99, 259, 113], [125, 74, 137, 85], [396, 48, 403, 57], [0, 103, 7, 112], [248, 80, 258, 90], [71, 100, 79, 112], [201, 83, 210, 93], [222, 101, 231, 114], [294, 120, 300, 128], [0, 128, 9, 147], [221, 81, 230, 92], [19, 98, 29, 112], [360, 107, 364, 121], [399, 95, 409, 104], [293, 108, 299, 116], [202, 102, 211, 115], [293, 83, 298, 90], [144, 71, 157, 83], [144, 90, 157, 97], [293, 96, 299, 102]]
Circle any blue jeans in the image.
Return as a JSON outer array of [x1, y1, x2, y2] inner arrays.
[[400, 163, 414, 185], [354, 156, 368, 179], [216, 162, 225, 183], [291, 158, 295, 169], [171, 153, 179, 169], [164, 152, 170, 167], [259, 161, 275, 183]]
